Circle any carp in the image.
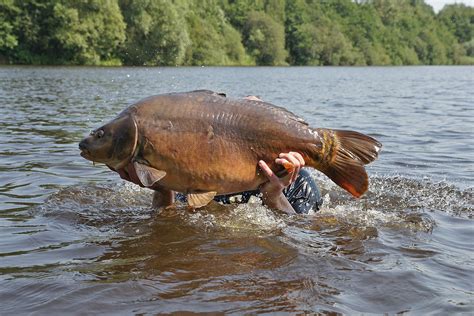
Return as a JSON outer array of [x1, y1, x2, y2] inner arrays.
[[79, 90, 381, 208]]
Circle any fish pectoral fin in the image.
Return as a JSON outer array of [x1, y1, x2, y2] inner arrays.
[[134, 162, 166, 187], [187, 191, 217, 208]]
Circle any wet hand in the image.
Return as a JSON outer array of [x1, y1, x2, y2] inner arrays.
[[258, 152, 305, 193], [258, 152, 305, 214]]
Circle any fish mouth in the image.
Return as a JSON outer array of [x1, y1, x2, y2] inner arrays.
[[79, 148, 104, 166], [79, 148, 92, 161], [79, 140, 96, 162]]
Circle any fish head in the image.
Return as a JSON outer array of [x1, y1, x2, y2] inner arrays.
[[79, 114, 138, 169]]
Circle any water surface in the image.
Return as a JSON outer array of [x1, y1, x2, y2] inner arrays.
[[0, 66, 473, 314]]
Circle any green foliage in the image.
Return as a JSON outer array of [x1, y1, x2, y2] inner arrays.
[[221, 0, 265, 30], [119, 0, 189, 66], [464, 39, 474, 56], [2, 0, 125, 64], [438, 4, 474, 44], [9, 0, 57, 64], [284, 0, 311, 65], [0, 0, 472, 65], [53, 0, 126, 65], [0, 0, 20, 52], [369, 0, 464, 65], [183, 0, 250, 65], [243, 11, 288, 65], [291, 22, 364, 65]]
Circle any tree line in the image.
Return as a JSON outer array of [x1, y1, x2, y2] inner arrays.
[[0, 0, 472, 66]]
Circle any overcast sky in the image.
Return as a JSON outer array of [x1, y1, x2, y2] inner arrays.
[[424, 0, 473, 12]]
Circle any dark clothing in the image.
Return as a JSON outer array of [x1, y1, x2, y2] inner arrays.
[[177, 168, 323, 214], [282, 168, 323, 213]]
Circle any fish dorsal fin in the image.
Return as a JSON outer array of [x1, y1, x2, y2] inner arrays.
[[187, 191, 217, 208], [134, 162, 166, 187], [190, 90, 226, 97]]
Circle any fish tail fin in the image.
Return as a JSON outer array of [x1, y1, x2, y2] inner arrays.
[[307, 128, 382, 198]]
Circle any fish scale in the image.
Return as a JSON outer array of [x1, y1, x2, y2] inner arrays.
[[79, 90, 381, 208]]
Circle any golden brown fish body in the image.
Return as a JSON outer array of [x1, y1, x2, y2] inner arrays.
[[79, 90, 381, 207], [133, 91, 319, 193]]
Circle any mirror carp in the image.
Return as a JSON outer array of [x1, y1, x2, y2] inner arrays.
[[79, 90, 381, 208]]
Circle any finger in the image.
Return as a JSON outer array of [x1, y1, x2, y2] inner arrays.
[[289, 152, 305, 183], [279, 152, 302, 168], [289, 151, 305, 166], [258, 160, 280, 184], [289, 153, 302, 183], [279, 153, 301, 183]]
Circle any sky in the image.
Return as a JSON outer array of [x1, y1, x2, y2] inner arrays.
[[424, 0, 473, 12]]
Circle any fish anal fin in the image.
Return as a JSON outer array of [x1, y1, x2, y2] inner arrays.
[[134, 161, 166, 187], [187, 191, 217, 208], [321, 158, 367, 198]]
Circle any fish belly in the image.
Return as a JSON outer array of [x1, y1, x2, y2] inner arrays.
[[143, 131, 271, 194]]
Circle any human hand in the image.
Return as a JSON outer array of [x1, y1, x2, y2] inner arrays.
[[258, 151, 305, 193], [258, 152, 305, 214]]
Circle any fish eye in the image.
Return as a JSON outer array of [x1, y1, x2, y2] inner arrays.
[[96, 129, 105, 139]]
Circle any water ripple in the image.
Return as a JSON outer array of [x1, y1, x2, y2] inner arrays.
[[1, 66, 473, 314]]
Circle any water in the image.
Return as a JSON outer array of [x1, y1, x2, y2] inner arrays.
[[0, 66, 472, 314]]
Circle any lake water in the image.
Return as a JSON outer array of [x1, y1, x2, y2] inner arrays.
[[0, 66, 472, 314]]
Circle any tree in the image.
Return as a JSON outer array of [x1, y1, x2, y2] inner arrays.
[[5, 0, 125, 65], [1, 0, 472, 65], [9, 0, 57, 64], [0, 0, 20, 56], [119, 0, 190, 66], [182, 0, 250, 65], [221, 0, 265, 30], [243, 11, 288, 65], [438, 4, 474, 44], [284, 0, 310, 65], [53, 0, 126, 65]]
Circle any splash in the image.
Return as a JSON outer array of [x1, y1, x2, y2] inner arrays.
[[368, 175, 473, 217], [31, 173, 472, 237], [33, 183, 286, 236], [33, 181, 153, 234], [309, 173, 473, 234], [190, 195, 286, 233]]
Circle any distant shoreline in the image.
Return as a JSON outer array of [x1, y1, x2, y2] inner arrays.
[[2, 1, 472, 67], [1, 64, 473, 68]]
